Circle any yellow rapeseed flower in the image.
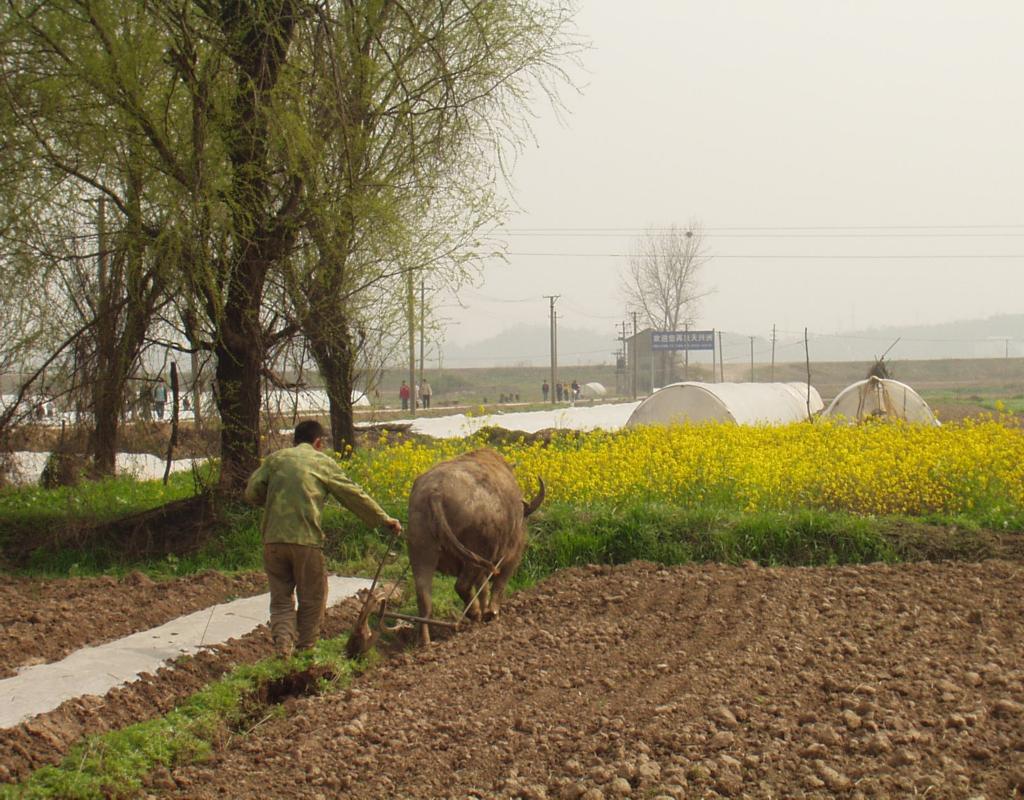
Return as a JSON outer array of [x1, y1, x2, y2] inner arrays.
[[343, 418, 1024, 518]]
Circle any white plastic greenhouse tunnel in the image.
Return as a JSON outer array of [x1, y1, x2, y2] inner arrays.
[[625, 382, 824, 427], [581, 382, 607, 398], [821, 376, 939, 425]]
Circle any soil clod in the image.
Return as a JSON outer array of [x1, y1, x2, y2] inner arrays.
[[256, 665, 336, 706]]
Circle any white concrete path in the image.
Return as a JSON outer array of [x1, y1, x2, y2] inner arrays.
[[405, 400, 642, 439], [0, 575, 373, 729]]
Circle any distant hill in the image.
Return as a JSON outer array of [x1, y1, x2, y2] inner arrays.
[[442, 323, 614, 368], [726, 314, 1024, 364], [440, 315, 1024, 368]]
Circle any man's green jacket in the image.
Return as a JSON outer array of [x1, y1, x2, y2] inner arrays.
[[245, 443, 391, 547]]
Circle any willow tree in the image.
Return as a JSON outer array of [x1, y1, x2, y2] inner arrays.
[[0, 32, 169, 475], [1, 0, 579, 491], [37, 196, 166, 477], [2, 0, 313, 492], [283, 0, 579, 449]]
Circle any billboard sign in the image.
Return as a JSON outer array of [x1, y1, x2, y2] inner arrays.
[[651, 330, 715, 351]]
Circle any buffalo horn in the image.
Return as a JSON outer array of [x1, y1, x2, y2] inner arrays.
[[522, 477, 546, 517]]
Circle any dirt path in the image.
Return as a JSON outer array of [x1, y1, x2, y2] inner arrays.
[[0, 570, 266, 679], [158, 560, 1024, 800]]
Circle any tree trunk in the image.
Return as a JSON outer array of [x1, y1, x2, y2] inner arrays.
[[214, 258, 266, 493], [215, 329, 263, 494], [88, 197, 119, 477], [89, 373, 120, 477], [211, 1, 300, 495], [306, 318, 356, 452], [190, 346, 203, 431], [88, 293, 121, 477], [161, 362, 180, 484], [87, 170, 159, 479], [328, 375, 355, 453]]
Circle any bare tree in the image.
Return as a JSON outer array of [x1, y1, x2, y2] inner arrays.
[[622, 222, 711, 383]]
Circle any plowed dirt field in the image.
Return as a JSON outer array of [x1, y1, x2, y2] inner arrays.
[[0, 570, 265, 679], [147, 560, 1024, 800]]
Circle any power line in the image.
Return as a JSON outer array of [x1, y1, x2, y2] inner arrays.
[[776, 329, 1022, 344], [504, 252, 1024, 259], [501, 232, 1024, 239], [502, 224, 1024, 233]]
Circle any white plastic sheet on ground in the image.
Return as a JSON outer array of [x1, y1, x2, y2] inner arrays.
[[1, 452, 202, 486], [626, 382, 824, 427], [0, 576, 373, 729], [404, 401, 641, 439], [0, 388, 372, 428]]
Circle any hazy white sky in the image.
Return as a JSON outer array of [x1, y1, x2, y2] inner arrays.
[[439, 1, 1024, 349]]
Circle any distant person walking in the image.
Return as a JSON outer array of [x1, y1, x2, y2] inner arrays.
[[399, 381, 411, 411], [542, 380, 549, 402], [153, 379, 168, 420], [138, 384, 152, 421], [571, 379, 580, 403], [420, 379, 432, 409], [245, 420, 402, 656], [555, 383, 563, 402]]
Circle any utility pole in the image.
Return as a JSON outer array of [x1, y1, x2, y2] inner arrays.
[[419, 279, 426, 388], [711, 328, 716, 384], [545, 295, 560, 404], [717, 330, 724, 382], [616, 321, 628, 396], [804, 327, 812, 419], [683, 322, 689, 381], [406, 269, 416, 418], [631, 311, 639, 399], [770, 324, 777, 381], [554, 309, 559, 397], [749, 336, 755, 382]]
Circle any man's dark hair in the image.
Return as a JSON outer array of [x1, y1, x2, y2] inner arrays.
[[293, 420, 325, 445]]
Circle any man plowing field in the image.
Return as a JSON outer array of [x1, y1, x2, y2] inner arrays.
[[245, 420, 402, 657]]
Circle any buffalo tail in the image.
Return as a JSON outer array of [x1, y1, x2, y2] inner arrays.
[[428, 492, 500, 575]]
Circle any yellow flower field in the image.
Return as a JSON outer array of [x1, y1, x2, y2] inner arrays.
[[344, 417, 1024, 519]]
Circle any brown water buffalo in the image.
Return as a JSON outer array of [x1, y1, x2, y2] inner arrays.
[[406, 448, 544, 644]]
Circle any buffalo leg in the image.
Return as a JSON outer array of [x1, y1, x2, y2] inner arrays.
[[455, 568, 485, 622], [484, 553, 521, 621], [409, 547, 438, 646], [478, 580, 493, 619]]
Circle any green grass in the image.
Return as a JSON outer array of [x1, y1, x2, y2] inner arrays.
[[0, 467, 207, 540], [0, 469, 406, 578], [3, 463, 1019, 581], [1, 639, 364, 800], [986, 396, 1024, 414], [918, 388, 1024, 414], [514, 503, 898, 588]]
